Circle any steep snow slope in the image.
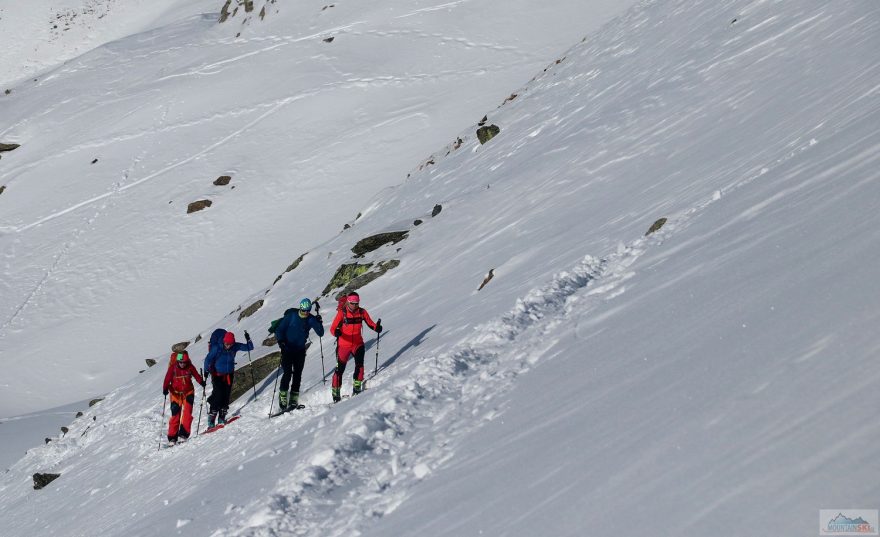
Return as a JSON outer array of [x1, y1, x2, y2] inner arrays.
[[0, 0, 631, 416], [0, 0, 878, 536]]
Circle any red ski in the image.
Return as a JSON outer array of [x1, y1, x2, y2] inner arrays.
[[203, 415, 241, 434]]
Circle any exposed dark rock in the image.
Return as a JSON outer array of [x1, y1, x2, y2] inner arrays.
[[413, 219, 423, 226], [351, 231, 408, 257], [356, 212, 362, 220], [33, 473, 61, 490], [88, 398, 103, 407], [478, 115, 487, 126], [645, 218, 668, 236], [476, 124, 500, 145], [478, 269, 495, 291], [343, 223, 351, 230], [145, 358, 157, 368], [61, 427, 68, 435], [171, 341, 189, 353], [503, 93, 517, 104], [187, 200, 212, 214], [322, 4, 335, 9], [332, 260, 400, 299], [322, 263, 373, 296], [219, 1, 232, 23], [244, 0, 254, 13], [229, 350, 284, 403], [432, 204, 442, 217], [262, 335, 277, 347], [0, 143, 20, 152], [260, 5, 266, 20], [4, 89, 9, 95], [194, 334, 202, 343], [0, 186, 5, 196], [286, 253, 306, 273], [91, 158, 98, 164], [323, 36, 335, 43], [238, 299, 264, 321], [453, 137, 463, 149], [76, 412, 83, 418], [45, 438, 51, 444], [214, 175, 232, 186], [273, 274, 283, 286]]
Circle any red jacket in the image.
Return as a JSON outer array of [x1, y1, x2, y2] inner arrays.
[[163, 354, 205, 396], [330, 306, 378, 347]]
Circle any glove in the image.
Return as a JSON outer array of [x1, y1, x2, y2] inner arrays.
[[200, 381, 206, 388], [244, 330, 251, 342], [278, 341, 288, 352], [375, 323, 383, 333], [334, 327, 342, 337], [163, 389, 168, 396], [316, 314, 323, 323]]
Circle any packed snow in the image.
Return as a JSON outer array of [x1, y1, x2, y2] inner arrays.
[[1, 0, 879, 536]]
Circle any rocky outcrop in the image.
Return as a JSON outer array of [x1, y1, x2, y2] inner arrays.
[[0, 186, 5, 196], [238, 299, 264, 321], [145, 358, 157, 368], [322, 263, 374, 296], [476, 125, 500, 145], [171, 341, 189, 353], [88, 398, 103, 407], [432, 204, 442, 217], [213, 175, 232, 186], [478, 269, 495, 291], [329, 260, 400, 299], [229, 350, 285, 403], [645, 218, 667, 236], [351, 231, 408, 257], [33, 473, 61, 490], [187, 200, 212, 214]]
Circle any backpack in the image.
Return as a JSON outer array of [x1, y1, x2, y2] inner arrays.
[[208, 328, 227, 350], [268, 308, 297, 334], [168, 350, 190, 366]]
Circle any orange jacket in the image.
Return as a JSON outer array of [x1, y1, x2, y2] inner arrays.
[[330, 306, 378, 347]]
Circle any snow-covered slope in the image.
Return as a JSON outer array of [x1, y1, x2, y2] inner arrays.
[[1, 0, 879, 536], [0, 0, 630, 416]]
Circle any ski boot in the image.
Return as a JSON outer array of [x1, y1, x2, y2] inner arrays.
[[331, 387, 341, 403]]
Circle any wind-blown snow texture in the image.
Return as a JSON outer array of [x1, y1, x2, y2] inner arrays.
[[2, 0, 880, 536]]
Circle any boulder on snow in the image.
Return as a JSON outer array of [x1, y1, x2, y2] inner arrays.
[[478, 269, 495, 291], [187, 200, 212, 214], [213, 175, 232, 186], [229, 350, 285, 403], [61, 427, 68, 435], [33, 473, 61, 490], [413, 219, 423, 226], [322, 263, 374, 296], [330, 260, 400, 299], [351, 231, 408, 257], [645, 217, 668, 236], [285, 253, 306, 273], [0, 143, 20, 152], [171, 341, 189, 353], [262, 335, 277, 347], [194, 334, 202, 343], [145, 358, 157, 368], [88, 398, 103, 407], [238, 299, 264, 322], [476, 125, 500, 145], [219, 0, 232, 22], [432, 204, 442, 217], [0, 185, 6, 196]]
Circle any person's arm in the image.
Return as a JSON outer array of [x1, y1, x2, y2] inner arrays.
[[236, 340, 254, 352], [191, 365, 205, 386], [362, 309, 379, 331], [204, 348, 217, 375], [310, 314, 325, 337], [330, 310, 344, 337], [162, 366, 173, 393], [275, 314, 289, 345]]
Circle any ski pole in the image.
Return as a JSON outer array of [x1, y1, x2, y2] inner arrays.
[[196, 369, 205, 435], [244, 331, 257, 402], [374, 318, 381, 378], [269, 364, 281, 417], [315, 299, 326, 384], [157, 394, 167, 451]]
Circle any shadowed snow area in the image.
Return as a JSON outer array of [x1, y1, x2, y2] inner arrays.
[[1, 0, 879, 536]]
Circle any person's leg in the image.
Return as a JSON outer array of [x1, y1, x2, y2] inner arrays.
[[179, 394, 195, 438], [352, 345, 366, 394], [290, 348, 307, 406], [332, 345, 353, 401], [168, 399, 182, 441], [279, 348, 294, 408]]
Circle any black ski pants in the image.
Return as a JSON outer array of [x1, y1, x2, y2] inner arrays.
[[279, 345, 307, 395]]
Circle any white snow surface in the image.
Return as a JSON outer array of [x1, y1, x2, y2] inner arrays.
[[0, 0, 627, 417], [1, 0, 880, 536]]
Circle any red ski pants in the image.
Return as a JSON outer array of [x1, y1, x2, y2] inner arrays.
[[168, 393, 195, 440], [333, 343, 365, 389]]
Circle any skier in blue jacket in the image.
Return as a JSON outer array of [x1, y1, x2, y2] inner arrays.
[[274, 298, 324, 410], [204, 330, 254, 427]]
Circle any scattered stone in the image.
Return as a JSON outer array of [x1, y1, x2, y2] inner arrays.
[[476, 124, 501, 145], [432, 204, 442, 217], [76, 412, 83, 418], [503, 93, 517, 104], [0, 186, 5, 196], [478, 269, 495, 291], [33, 473, 61, 490], [219, 0, 232, 22], [171, 341, 189, 353], [260, 5, 266, 20], [88, 398, 104, 407], [343, 223, 351, 230], [145, 358, 157, 368], [262, 335, 277, 347], [60, 427, 68, 435], [194, 334, 202, 343], [478, 115, 487, 126], [91, 158, 98, 164], [273, 274, 283, 286], [351, 231, 409, 257], [322, 4, 335, 9], [731, 18, 738, 25], [187, 200, 212, 214], [244, 0, 254, 13], [238, 299, 264, 321], [286, 253, 306, 273], [44, 438, 51, 444], [213, 175, 232, 186], [0, 143, 21, 152], [413, 219, 423, 226], [453, 137, 463, 150], [4, 89, 10, 95], [356, 212, 362, 220], [323, 36, 335, 43], [645, 217, 668, 236]]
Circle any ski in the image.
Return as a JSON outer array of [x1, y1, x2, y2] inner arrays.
[[269, 404, 305, 418], [203, 415, 241, 434]]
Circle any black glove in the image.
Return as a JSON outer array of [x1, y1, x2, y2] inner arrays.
[[163, 389, 168, 396], [334, 327, 342, 337], [244, 331, 251, 342], [316, 314, 322, 323], [375, 322, 383, 333], [200, 381, 206, 388], [278, 341, 288, 352]]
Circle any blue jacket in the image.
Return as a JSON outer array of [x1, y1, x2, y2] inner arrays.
[[275, 311, 324, 350], [204, 340, 253, 375]]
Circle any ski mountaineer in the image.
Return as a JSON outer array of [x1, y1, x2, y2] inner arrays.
[[162, 351, 206, 444], [203, 330, 254, 428], [329, 292, 382, 402], [274, 298, 324, 410]]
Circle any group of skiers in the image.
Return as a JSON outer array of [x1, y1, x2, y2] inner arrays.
[[161, 292, 382, 443]]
